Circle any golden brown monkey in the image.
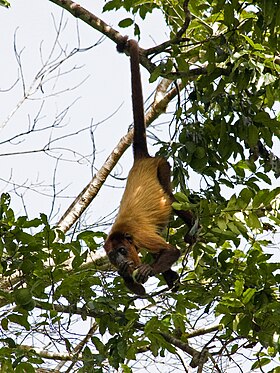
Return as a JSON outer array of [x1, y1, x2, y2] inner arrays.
[[104, 38, 193, 295]]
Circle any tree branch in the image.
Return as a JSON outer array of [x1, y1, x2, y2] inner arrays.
[[36, 300, 215, 365], [145, 0, 191, 57], [48, 0, 228, 81], [17, 344, 78, 361], [55, 322, 98, 372], [48, 0, 157, 72]]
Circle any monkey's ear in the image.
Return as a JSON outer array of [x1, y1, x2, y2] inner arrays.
[[116, 36, 129, 53], [124, 233, 133, 243]]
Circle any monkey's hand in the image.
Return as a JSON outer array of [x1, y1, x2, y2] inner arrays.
[[118, 260, 135, 278], [116, 36, 129, 53], [132, 264, 154, 284]]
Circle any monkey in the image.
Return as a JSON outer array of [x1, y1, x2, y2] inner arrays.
[[104, 37, 194, 295]]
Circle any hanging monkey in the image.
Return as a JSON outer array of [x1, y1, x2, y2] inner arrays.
[[104, 38, 194, 295]]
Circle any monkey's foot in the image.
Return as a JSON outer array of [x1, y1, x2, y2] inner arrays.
[[162, 269, 180, 292], [132, 264, 154, 284], [124, 277, 146, 296]]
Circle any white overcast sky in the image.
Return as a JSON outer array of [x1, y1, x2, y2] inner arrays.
[[0, 0, 172, 225]]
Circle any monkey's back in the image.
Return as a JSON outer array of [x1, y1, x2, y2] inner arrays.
[[112, 157, 172, 238]]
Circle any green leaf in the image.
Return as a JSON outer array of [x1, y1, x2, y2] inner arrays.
[[255, 172, 271, 185], [234, 279, 244, 297], [14, 288, 33, 306], [15, 362, 35, 373], [8, 313, 30, 330], [254, 111, 272, 124], [231, 344, 239, 353], [1, 318, 8, 331], [221, 297, 243, 308], [252, 189, 269, 209], [239, 188, 254, 205], [91, 337, 105, 354], [242, 35, 265, 50], [248, 124, 259, 147], [217, 217, 227, 231], [118, 18, 134, 28], [0, 0, 10, 7], [121, 364, 132, 373], [172, 202, 182, 210], [242, 288, 256, 304], [236, 315, 252, 336], [251, 358, 271, 370], [224, 3, 234, 27], [246, 212, 262, 229], [174, 192, 189, 202], [103, 0, 119, 12]]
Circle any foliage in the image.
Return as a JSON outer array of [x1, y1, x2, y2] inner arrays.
[[0, 0, 10, 8], [0, 0, 280, 372]]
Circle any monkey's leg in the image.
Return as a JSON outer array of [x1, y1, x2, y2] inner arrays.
[[151, 252, 179, 290], [151, 246, 180, 275], [122, 275, 146, 295], [157, 159, 194, 226], [162, 269, 179, 291]]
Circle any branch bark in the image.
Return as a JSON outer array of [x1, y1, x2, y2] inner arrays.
[[55, 322, 98, 372], [18, 344, 78, 361]]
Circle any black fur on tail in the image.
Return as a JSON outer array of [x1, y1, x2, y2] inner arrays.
[[117, 37, 149, 160]]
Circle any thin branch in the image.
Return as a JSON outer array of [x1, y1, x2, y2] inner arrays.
[[17, 344, 78, 361], [48, 1, 235, 81], [187, 325, 221, 339], [55, 322, 98, 372], [145, 0, 191, 57]]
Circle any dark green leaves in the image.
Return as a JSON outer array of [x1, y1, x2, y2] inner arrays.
[[0, 0, 10, 7], [118, 18, 133, 28]]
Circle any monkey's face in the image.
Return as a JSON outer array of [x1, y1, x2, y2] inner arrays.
[[104, 232, 141, 274]]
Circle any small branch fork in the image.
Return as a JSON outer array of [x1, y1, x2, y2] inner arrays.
[[48, 0, 223, 80]]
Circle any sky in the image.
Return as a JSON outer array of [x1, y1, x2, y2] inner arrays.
[[0, 0, 172, 227]]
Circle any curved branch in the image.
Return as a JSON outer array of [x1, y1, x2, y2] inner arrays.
[[145, 0, 191, 57]]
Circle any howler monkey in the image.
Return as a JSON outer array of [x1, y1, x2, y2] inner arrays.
[[104, 38, 194, 295]]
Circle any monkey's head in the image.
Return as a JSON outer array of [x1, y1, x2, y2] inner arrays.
[[104, 231, 141, 272], [104, 231, 146, 295]]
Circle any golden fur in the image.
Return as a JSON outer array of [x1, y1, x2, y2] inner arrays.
[[110, 157, 173, 252]]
